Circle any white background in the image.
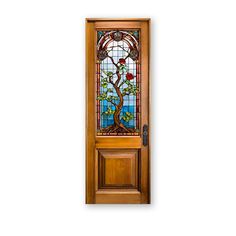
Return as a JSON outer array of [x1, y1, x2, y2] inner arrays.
[[0, 0, 236, 235]]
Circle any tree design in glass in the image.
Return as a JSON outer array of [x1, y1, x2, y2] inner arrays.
[[96, 30, 140, 135]]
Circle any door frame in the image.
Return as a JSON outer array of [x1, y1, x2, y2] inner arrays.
[[86, 18, 151, 204]]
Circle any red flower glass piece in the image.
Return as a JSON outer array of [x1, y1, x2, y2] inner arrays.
[[119, 58, 126, 64], [126, 73, 134, 80]]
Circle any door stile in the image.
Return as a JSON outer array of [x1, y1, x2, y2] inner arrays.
[[86, 21, 96, 204]]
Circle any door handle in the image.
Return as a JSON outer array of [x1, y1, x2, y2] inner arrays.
[[143, 124, 148, 146]]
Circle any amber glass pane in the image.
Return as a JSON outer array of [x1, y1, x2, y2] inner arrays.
[[96, 30, 140, 136]]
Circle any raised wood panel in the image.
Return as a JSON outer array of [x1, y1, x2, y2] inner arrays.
[[98, 149, 139, 189]]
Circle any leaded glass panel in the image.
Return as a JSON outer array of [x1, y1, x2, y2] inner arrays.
[[96, 30, 141, 136]]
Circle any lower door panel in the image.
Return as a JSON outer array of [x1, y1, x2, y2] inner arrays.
[[95, 149, 141, 203]]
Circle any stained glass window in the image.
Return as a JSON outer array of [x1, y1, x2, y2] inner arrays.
[[96, 30, 141, 136]]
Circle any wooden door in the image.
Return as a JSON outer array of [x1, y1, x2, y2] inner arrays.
[[86, 18, 150, 204]]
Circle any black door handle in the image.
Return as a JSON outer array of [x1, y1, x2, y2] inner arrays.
[[143, 124, 148, 146]]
